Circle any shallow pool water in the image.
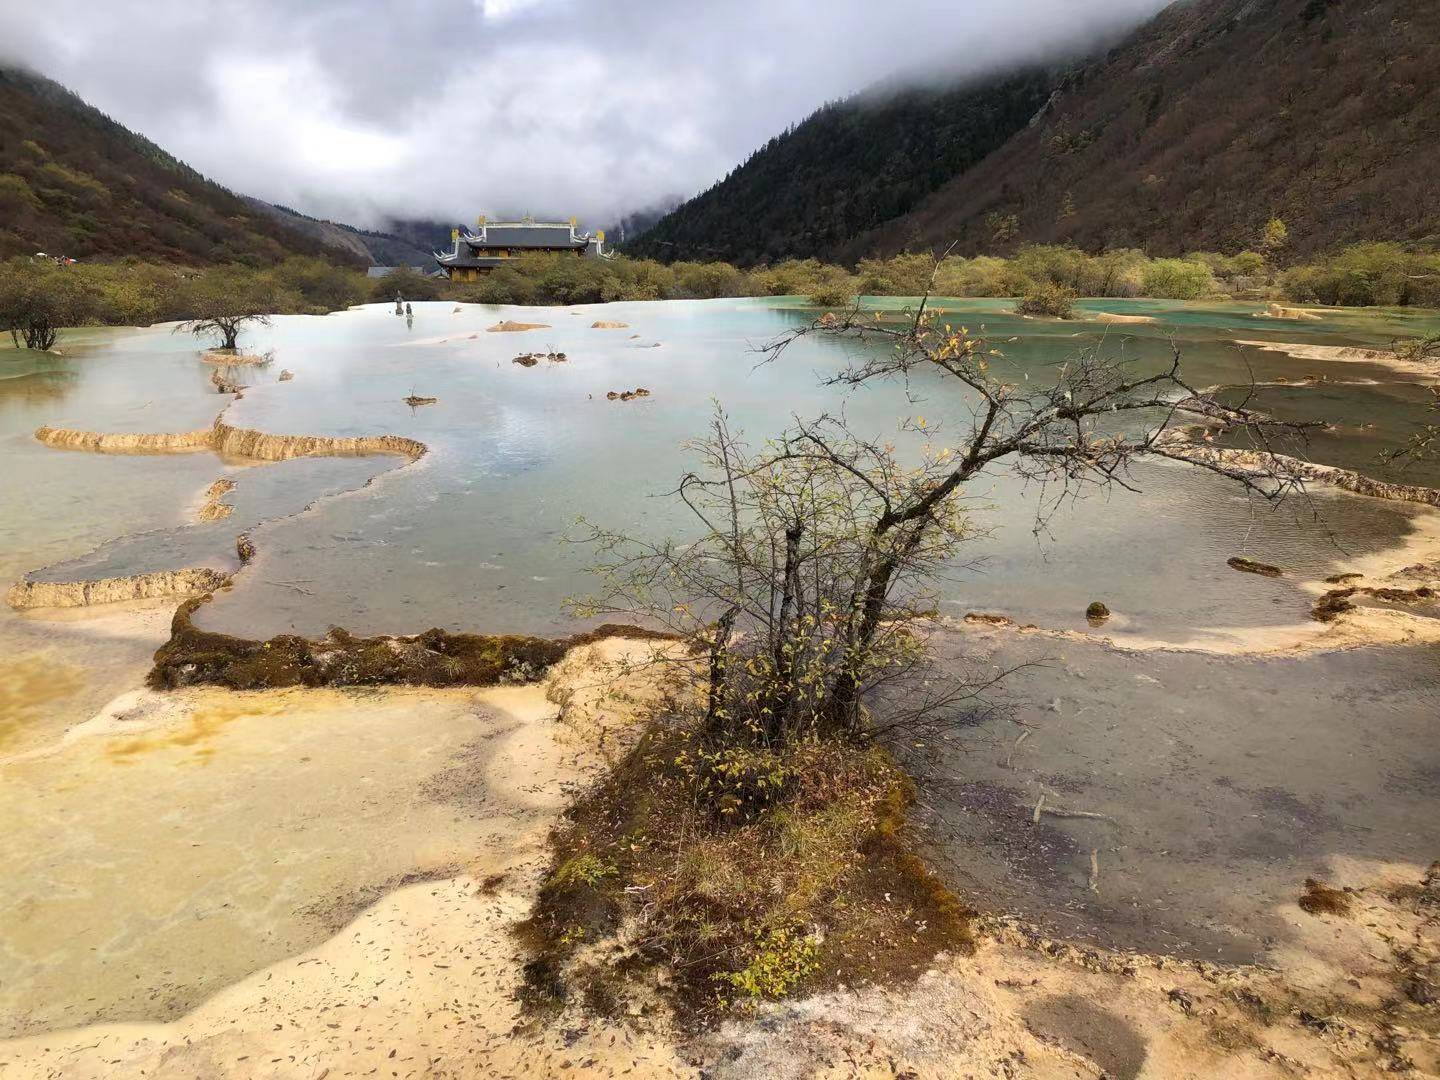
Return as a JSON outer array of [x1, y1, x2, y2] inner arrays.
[[3, 296, 1440, 1027], [4, 298, 1439, 649]]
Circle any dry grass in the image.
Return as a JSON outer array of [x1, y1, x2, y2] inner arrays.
[[517, 719, 974, 1021], [1298, 877, 1353, 917]]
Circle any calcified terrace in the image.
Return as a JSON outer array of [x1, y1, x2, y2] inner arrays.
[[10, 387, 426, 611], [12, 385, 1440, 671]]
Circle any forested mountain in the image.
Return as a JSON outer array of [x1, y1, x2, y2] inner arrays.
[[865, 0, 1440, 258], [0, 65, 361, 266], [637, 0, 1439, 265], [626, 67, 1057, 265], [243, 199, 439, 267]]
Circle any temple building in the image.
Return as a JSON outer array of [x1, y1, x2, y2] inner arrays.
[[434, 216, 608, 279]]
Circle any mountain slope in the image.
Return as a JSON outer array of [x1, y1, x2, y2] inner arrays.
[[626, 67, 1058, 265], [242, 199, 440, 267], [0, 65, 361, 266], [863, 0, 1440, 257]]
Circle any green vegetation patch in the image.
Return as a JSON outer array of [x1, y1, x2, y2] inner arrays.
[[1015, 280, 1077, 318], [516, 721, 974, 1020]]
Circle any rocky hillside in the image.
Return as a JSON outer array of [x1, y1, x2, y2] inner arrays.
[[863, 0, 1440, 258], [0, 65, 361, 266], [625, 67, 1057, 265], [637, 0, 1439, 265]]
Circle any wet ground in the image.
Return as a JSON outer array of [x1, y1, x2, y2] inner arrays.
[[918, 627, 1440, 963]]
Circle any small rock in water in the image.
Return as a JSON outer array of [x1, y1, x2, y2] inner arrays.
[[1227, 556, 1283, 577], [1085, 601, 1110, 623]]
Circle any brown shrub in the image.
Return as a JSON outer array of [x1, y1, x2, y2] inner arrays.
[[1298, 877, 1353, 917]]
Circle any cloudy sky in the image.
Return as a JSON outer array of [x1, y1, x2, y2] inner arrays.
[[1, 0, 1169, 230]]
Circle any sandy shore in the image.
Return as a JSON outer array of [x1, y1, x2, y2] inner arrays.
[[0, 639, 696, 1077], [1, 636, 1434, 1078]]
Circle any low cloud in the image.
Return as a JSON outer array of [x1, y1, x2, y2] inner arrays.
[[0, 0, 1169, 229]]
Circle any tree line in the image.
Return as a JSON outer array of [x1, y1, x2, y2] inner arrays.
[[3, 241, 1436, 352]]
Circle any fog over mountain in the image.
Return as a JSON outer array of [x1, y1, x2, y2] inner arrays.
[[0, 0, 1168, 229]]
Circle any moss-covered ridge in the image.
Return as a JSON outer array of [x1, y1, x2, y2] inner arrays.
[[148, 595, 674, 690]]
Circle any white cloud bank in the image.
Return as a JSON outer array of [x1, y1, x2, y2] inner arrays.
[[0, 0, 1170, 228]]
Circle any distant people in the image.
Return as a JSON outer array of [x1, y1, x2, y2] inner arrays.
[[405, 303, 413, 316], [394, 293, 404, 316]]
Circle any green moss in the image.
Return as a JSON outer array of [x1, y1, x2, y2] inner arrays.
[[147, 595, 672, 690], [552, 853, 618, 889]]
